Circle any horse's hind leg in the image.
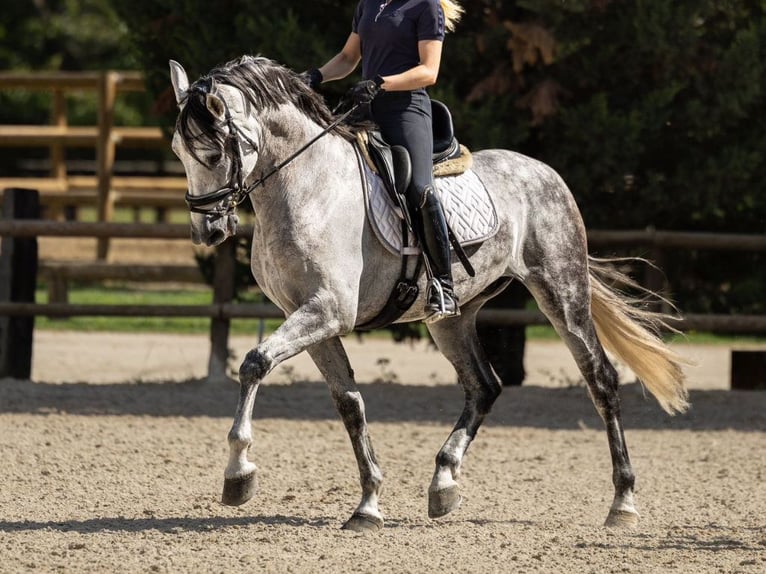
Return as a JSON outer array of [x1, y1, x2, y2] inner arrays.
[[426, 306, 502, 519], [524, 267, 639, 528], [307, 337, 384, 532]]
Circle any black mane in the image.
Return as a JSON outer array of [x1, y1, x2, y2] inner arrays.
[[177, 55, 352, 166]]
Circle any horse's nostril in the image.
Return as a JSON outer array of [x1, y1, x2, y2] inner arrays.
[[207, 229, 225, 246]]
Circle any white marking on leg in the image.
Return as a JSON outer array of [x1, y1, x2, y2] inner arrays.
[[224, 382, 259, 479], [430, 466, 458, 492], [431, 428, 471, 491], [610, 490, 638, 514]]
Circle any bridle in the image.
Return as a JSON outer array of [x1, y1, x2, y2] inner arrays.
[[183, 88, 358, 218], [183, 99, 257, 217]]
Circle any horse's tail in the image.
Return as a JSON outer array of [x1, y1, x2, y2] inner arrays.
[[588, 257, 690, 415]]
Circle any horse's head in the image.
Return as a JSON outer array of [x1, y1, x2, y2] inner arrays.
[[170, 56, 353, 246], [169, 60, 261, 246]]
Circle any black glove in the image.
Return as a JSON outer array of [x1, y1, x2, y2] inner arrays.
[[349, 76, 384, 106], [300, 68, 323, 90]]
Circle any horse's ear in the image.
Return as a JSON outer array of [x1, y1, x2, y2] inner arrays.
[[169, 59, 189, 105], [206, 93, 226, 120]]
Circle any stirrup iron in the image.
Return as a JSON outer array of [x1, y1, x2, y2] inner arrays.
[[425, 277, 460, 324]]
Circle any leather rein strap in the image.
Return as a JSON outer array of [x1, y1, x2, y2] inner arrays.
[[185, 97, 359, 218]]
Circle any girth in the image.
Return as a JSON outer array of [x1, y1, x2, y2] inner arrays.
[[355, 142, 422, 331]]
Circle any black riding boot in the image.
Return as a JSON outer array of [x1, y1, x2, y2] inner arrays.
[[418, 187, 459, 322]]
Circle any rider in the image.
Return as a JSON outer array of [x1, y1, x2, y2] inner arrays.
[[305, 0, 463, 322]]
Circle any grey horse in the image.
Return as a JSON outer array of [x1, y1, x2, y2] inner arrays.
[[169, 55, 688, 532]]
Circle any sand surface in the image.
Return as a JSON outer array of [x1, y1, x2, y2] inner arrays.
[[1, 332, 764, 573]]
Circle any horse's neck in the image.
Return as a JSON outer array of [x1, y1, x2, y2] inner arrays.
[[252, 106, 355, 216]]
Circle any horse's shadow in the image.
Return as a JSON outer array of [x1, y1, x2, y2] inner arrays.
[[0, 377, 763, 431], [2, 515, 760, 553], [0, 514, 538, 535], [0, 514, 333, 534], [572, 524, 765, 553]]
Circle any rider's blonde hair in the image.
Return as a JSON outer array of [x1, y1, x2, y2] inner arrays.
[[440, 0, 463, 33]]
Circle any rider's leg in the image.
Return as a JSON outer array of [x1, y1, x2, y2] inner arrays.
[[371, 91, 459, 321], [409, 184, 459, 320]]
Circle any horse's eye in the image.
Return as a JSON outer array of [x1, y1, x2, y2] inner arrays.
[[208, 152, 223, 166]]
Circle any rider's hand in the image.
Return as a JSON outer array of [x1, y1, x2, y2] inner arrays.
[[300, 68, 323, 90], [349, 76, 384, 106]]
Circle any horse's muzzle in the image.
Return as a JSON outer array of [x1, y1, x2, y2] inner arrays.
[[190, 213, 239, 246]]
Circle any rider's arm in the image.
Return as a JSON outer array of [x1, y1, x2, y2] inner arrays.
[[318, 33, 362, 82], [378, 40, 443, 92]]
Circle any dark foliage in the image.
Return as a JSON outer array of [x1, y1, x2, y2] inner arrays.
[[2, 0, 764, 316]]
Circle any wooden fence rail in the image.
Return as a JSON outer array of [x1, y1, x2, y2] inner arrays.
[[0, 220, 195, 239], [1, 303, 764, 333], [2, 220, 764, 249], [587, 229, 766, 251], [0, 302, 285, 319], [0, 70, 184, 258], [2, 210, 765, 380]]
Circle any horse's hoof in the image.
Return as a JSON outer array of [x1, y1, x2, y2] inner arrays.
[[604, 509, 639, 528], [428, 484, 462, 519], [221, 472, 257, 506], [341, 512, 383, 533]]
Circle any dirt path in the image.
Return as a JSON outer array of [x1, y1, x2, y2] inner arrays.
[[1, 332, 764, 573]]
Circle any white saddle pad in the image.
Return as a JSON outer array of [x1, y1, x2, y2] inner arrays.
[[361, 161, 499, 257]]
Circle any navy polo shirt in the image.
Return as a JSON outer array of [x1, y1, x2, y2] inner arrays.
[[352, 0, 445, 80]]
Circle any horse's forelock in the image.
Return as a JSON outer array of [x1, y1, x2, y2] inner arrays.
[[179, 55, 353, 148], [176, 78, 229, 167]]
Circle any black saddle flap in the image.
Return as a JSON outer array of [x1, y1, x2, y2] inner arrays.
[[390, 146, 412, 197], [367, 131, 412, 199], [367, 131, 396, 195]]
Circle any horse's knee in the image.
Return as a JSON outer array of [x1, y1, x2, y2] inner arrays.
[[239, 348, 272, 383], [588, 360, 621, 409], [598, 358, 620, 390]]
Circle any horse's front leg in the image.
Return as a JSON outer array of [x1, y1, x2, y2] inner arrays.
[[221, 302, 349, 506], [307, 337, 384, 532]]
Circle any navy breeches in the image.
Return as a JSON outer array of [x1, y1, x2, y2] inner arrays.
[[371, 89, 434, 207]]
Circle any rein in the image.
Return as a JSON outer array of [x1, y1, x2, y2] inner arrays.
[[184, 95, 359, 217]]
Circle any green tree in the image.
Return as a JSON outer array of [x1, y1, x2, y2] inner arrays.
[[0, 0, 134, 71], [3, 0, 763, 314], [446, 1, 766, 313], [441, 1, 765, 233], [113, 0, 359, 123], [115, 0, 766, 314]]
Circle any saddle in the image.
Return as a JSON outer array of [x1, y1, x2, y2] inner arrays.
[[354, 101, 487, 331], [357, 100, 471, 199]]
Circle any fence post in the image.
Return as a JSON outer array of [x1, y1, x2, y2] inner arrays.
[[731, 350, 766, 390], [0, 189, 39, 379], [96, 71, 118, 260], [476, 280, 528, 386], [208, 240, 236, 382], [50, 88, 70, 221]]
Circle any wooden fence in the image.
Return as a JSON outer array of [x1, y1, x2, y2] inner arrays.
[[1, 191, 765, 380], [0, 70, 186, 259]]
